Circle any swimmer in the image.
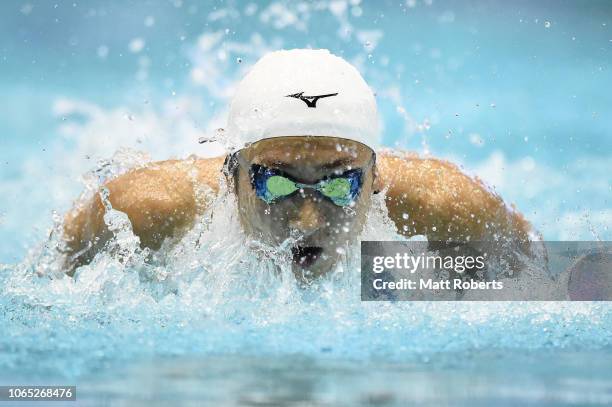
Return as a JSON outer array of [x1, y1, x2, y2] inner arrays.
[[61, 49, 534, 279]]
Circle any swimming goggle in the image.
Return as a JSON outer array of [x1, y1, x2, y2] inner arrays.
[[223, 136, 376, 207], [250, 164, 363, 206]]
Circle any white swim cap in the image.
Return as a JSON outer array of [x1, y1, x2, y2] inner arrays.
[[227, 49, 379, 149]]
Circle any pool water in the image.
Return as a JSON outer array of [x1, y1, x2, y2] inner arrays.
[[1, 188, 611, 405], [5, 351, 608, 406], [0, 0, 611, 405]]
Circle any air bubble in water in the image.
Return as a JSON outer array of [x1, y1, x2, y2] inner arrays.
[[402, 213, 409, 220], [236, 57, 242, 63], [544, 21, 551, 28]]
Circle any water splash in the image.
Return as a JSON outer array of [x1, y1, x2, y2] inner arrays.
[[1, 166, 610, 381]]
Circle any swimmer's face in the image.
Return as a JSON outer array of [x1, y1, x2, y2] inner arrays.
[[228, 136, 376, 280]]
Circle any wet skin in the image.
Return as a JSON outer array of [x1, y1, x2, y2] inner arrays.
[[229, 137, 376, 279], [62, 137, 534, 277]]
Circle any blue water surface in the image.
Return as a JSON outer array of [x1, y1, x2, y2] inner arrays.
[[0, 1, 611, 405]]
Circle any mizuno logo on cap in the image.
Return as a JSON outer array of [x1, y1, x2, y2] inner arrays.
[[285, 92, 339, 108]]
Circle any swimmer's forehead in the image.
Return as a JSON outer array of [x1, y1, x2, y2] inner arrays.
[[243, 136, 373, 169]]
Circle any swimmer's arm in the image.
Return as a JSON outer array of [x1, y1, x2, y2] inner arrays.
[[376, 152, 533, 251], [62, 156, 225, 273]]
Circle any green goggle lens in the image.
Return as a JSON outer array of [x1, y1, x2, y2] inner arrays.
[[252, 162, 363, 206], [266, 175, 299, 198], [320, 178, 351, 199], [265, 174, 354, 204]]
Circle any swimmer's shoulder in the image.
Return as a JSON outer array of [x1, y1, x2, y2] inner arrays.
[[190, 155, 226, 192], [374, 149, 431, 190], [109, 155, 226, 193]]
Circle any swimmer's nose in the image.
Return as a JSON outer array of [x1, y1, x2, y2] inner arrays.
[[289, 199, 324, 234]]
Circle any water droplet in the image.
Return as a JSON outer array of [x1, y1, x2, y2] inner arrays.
[[402, 213, 409, 220], [544, 21, 551, 28], [128, 38, 145, 53], [198, 136, 216, 144], [431, 226, 437, 232], [343, 207, 356, 216]]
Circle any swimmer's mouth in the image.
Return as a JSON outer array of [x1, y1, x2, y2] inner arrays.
[[291, 246, 323, 268]]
